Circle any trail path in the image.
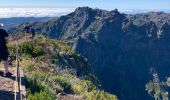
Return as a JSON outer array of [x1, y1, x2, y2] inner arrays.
[[0, 67, 26, 100]]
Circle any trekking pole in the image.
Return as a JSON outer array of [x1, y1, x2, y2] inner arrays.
[[15, 35, 21, 100]]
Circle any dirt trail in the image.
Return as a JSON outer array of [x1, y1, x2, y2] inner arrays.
[[0, 67, 26, 100]]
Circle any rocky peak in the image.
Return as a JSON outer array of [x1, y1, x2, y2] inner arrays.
[[109, 9, 120, 16], [75, 7, 92, 12], [74, 7, 93, 17], [104, 9, 124, 20]]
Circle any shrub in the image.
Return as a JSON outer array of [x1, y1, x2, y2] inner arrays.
[[27, 91, 53, 100], [32, 45, 44, 57], [26, 77, 54, 100], [72, 80, 97, 94], [25, 77, 44, 94], [55, 76, 72, 93], [25, 63, 35, 72], [86, 90, 118, 100], [19, 42, 33, 55]]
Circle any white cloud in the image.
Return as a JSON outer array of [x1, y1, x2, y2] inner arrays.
[[0, 8, 74, 18], [119, 9, 133, 12]]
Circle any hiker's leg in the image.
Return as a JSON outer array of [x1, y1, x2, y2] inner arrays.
[[3, 60, 9, 73], [3, 60, 12, 77]]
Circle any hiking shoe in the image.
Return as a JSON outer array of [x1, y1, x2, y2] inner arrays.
[[4, 72, 12, 77]]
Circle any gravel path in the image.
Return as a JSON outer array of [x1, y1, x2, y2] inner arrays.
[[0, 68, 16, 100]]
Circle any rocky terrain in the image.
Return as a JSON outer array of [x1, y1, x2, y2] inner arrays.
[[10, 7, 170, 100]]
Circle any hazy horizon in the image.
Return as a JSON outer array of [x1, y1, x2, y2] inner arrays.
[[0, 0, 170, 18], [0, 7, 170, 18]]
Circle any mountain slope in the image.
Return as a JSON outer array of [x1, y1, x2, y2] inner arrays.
[[8, 35, 117, 100], [10, 7, 170, 100]]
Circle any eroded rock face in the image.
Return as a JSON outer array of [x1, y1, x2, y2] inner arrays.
[[11, 7, 170, 100], [70, 10, 170, 100]]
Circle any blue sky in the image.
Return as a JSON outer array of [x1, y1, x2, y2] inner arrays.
[[0, 0, 170, 10]]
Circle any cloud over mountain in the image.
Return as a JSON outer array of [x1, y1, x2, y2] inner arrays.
[[0, 8, 74, 18]]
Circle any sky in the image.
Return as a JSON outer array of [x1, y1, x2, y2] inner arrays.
[[0, 0, 170, 10]]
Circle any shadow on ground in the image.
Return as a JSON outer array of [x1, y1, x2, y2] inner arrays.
[[0, 90, 15, 100]]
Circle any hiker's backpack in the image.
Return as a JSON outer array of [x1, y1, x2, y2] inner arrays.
[[0, 29, 8, 46]]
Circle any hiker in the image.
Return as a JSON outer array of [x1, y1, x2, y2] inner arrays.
[[23, 25, 30, 41], [0, 23, 12, 77], [30, 26, 35, 39]]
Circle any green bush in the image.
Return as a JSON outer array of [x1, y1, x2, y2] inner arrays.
[[72, 80, 97, 94], [26, 77, 54, 100], [25, 63, 35, 72], [55, 76, 72, 93], [25, 78, 44, 94], [86, 90, 118, 100], [27, 91, 53, 100], [19, 42, 33, 55], [32, 45, 44, 57]]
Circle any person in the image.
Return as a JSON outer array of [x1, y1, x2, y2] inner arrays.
[[30, 26, 35, 39], [23, 25, 30, 41], [0, 23, 12, 77]]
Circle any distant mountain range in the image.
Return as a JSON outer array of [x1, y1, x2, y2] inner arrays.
[[8, 7, 170, 100], [0, 17, 51, 30]]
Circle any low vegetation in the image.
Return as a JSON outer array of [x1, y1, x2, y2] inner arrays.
[[8, 35, 117, 100]]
